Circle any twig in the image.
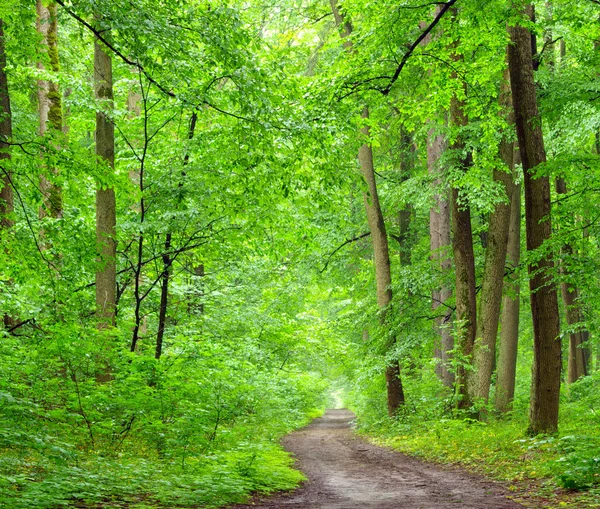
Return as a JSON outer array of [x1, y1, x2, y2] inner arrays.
[[320, 232, 370, 273]]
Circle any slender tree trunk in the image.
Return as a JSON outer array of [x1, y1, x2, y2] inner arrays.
[[547, 17, 587, 383], [471, 71, 516, 404], [495, 177, 521, 413], [449, 18, 476, 408], [359, 106, 405, 415], [428, 131, 454, 388], [155, 233, 171, 360], [94, 27, 117, 328], [36, 0, 63, 219], [330, 0, 404, 415], [0, 19, 13, 231], [156, 111, 197, 359], [0, 19, 15, 329], [508, 6, 562, 434], [556, 177, 586, 383], [420, 8, 454, 388]]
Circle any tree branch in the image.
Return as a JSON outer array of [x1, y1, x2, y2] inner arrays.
[[320, 232, 371, 273], [382, 0, 458, 96], [55, 0, 255, 123]]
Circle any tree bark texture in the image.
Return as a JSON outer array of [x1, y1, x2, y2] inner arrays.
[[330, 0, 404, 416], [0, 18, 15, 330], [471, 71, 516, 404], [428, 129, 454, 388], [94, 34, 117, 328], [508, 7, 562, 434], [359, 106, 405, 415], [421, 9, 454, 388], [36, 0, 63, 219], [495, 179, 521, 413], [555, 178, 586, 383], [0, 19, 13, 231], [449, 23, 477, 408]]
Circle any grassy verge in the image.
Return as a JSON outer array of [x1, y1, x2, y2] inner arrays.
[[355, 412, 600, 509]]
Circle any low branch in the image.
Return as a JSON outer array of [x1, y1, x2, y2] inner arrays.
[[6, 318, 35, 333], [320, 232, 371, 273]]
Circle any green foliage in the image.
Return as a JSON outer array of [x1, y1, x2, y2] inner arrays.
[[2, 0, 600, 507]]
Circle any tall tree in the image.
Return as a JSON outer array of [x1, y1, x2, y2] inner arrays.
[[421, 10, 454, 388], [358, 106, 405, 415], [0, 19, 12, 231], [556, 177, 587, 383], [470, 71, 516, 405], [156, 111, 197, 360], [94, 20, 117, 328], [36, 0, 63, 219], [544, 12, 587, 383], [495, 176, 521, 413], [507, 5, 561, 434], [448, 9, 476, 408], [428, 131, 454, 388], [0, 18, 14, 330], [330, 0, 404, 415]]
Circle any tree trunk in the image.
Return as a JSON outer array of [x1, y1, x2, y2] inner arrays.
[[330, 0, 404, 416], [507, 6, 562, 434], [155, 233, 171, 360], [36, 0, 63, 219], [495, 176, 521, 413], [556, 178, 586, 383], [420, 7, 454, 388], [94, 29, 117, 328], [359, 106, 405, 415], [0, 18, 15, 330], [471, 71, 515, 405], [549, 14, 587, 383], [0, 19, 13, 231], [156, 111, 197, 359], [449, 21, 476, 408], [428, 129, 454, 388]]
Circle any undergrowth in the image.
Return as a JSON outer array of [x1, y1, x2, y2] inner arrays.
[[0, 327, 327, 509]]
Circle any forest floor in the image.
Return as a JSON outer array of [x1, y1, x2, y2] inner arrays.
[[229, 408, 523, 509]]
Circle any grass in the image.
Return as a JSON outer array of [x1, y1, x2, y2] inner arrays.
[[355, 407, 600, 509]]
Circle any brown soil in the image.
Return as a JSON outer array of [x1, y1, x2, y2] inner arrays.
[[231, 409, 524, 509]]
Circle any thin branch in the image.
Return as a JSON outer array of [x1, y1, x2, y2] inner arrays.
[[382, 0, 458, 96], [320, 232, 370, 273], [6, 318, 35, 333], [55, 0, 257, 124], [398, 1, 448, 9], [535, 36, 563, 66]]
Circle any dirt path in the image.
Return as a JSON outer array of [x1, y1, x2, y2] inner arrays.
[[232, 409, 523, 509]]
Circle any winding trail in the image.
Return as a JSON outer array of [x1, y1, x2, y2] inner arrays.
[[232, 409, 523, 509]]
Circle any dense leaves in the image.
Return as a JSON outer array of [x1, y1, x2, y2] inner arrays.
[[1, 0, 600, 507]]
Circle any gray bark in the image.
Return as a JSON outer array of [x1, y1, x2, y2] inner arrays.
[[449, 15, 476, 408], [471, 71, 516, 405], [495, 178, 521, 413], [428, 130, 454, 388], [94, 32, 117, 328]]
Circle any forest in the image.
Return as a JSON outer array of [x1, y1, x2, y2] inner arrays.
[[1, 0, 599, 508]]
